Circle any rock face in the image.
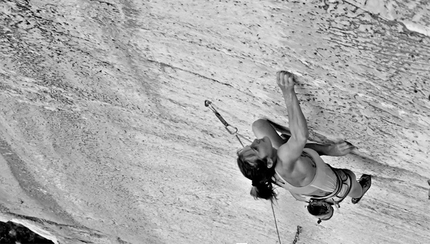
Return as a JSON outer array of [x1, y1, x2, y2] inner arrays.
[[346, 0, 430, 36], [0, 0, 429, 243]]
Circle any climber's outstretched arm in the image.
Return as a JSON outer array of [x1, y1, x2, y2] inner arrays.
[[275, 71, 308, 164], [253, 120, 355, 157], [305, 142, 355, 156]]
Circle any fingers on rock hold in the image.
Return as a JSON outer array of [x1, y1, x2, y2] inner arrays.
[[344, 140, 357, 149]]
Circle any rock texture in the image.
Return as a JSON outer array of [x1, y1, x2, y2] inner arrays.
[[0, 0, 429, 243]]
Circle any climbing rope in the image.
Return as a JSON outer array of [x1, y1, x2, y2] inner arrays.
[[270, 199, 283, 244], [205, 100, 282, 244]]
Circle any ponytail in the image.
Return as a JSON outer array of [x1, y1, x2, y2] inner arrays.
[[237, 156, 277, 201]]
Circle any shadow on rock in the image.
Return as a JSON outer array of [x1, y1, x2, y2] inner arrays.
[[0, 221, 54, 244]]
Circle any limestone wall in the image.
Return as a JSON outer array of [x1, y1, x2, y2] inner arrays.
[[0, 0, 429, 243]]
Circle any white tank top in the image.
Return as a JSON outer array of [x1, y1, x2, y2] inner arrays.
[[274, 148, 337, 197]]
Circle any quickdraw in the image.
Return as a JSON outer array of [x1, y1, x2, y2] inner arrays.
[[204, 100, 251, 147]]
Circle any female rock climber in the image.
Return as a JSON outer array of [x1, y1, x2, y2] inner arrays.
[[236, 71, 371, 222]]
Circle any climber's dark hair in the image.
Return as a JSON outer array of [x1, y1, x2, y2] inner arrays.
[[237, 146, 277, 201]]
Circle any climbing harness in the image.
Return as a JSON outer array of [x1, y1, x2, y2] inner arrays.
[[309, 167, 352, 204], [205, 100, 283, 244], [304, 167, 352, 224]]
